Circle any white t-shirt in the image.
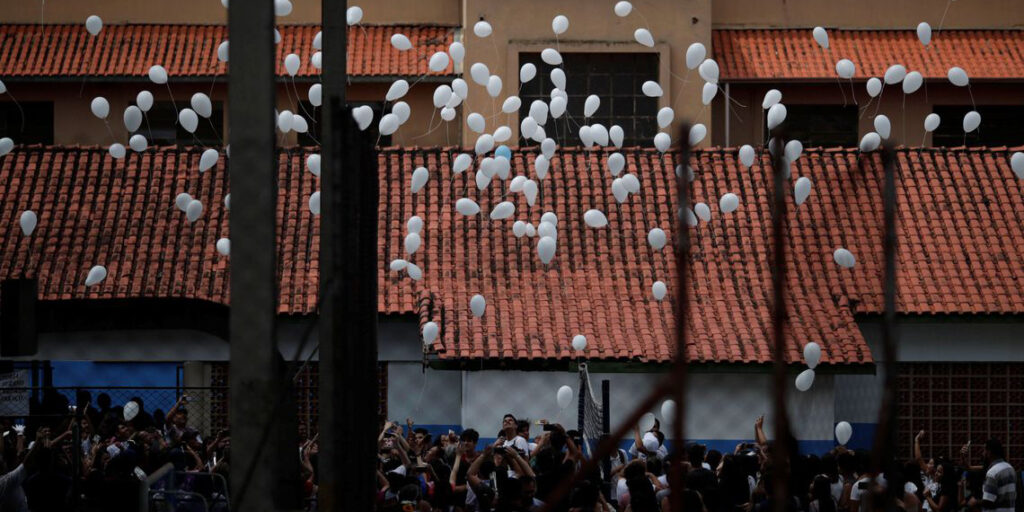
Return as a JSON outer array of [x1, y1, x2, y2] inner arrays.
[[628, 441, 667, 461], [503, 435, 530, 455], [849, 476, 871, 503]]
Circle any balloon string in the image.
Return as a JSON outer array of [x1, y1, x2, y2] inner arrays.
[[967, 84, 976, 110], [291, 76, 316, 122], [165, 83, 179, 125], [935, 0, 953, 38], [836, 76, 848, 107], [6, 91, 26, 133], [143, 112, 154, 141], [848, 78, 858, 106], [670, 69, 690, 114], [873, 86, 885, 118], [207, 117, 224, 147], [902, 94, 907, 142], [101, 119, 117, 145]]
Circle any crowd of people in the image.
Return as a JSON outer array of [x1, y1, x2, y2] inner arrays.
[[371, 415, 1021, 512], [1, 396, 1021, 512], [0, 390, 228, 511]]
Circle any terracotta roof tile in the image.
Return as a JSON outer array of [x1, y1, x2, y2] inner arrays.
[[3, 145, 1021, 364], [0, 24, 456, 79], [714, 29, 1024, 80]]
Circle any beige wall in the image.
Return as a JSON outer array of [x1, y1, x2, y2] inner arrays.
[[713, 0, 1024, 29], [712, 82, 1024, 149], [6, 0, 459, 25], [462, 0, 713, 146]]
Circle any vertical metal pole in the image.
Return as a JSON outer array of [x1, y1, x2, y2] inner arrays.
[[768, 135, 792, 512], [320, 0, 380, 509], [601, 379, 611, 498], [228, 0, 281, 510], [669, 129, 692, 512]]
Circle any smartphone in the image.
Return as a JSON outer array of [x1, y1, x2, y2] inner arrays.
[[383, 432, 395, 438], [543, 424, 557, 432], [858, 481, 869, 490], [494, 446, 507, 455]]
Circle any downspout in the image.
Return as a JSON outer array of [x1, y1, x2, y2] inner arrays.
[[725, 82, 731, 147]]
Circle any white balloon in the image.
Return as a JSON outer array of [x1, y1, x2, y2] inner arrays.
[[291, 114, 309, 133], [552, 15, 569, 35], [406, 263, 423, 281], [502, 96, 522, 114], [277, 110, 294, 133], [795, 176, 812, 206], [538, 236, 556, 264], [475, 169, 492, 190], [556, 385, 573, 409], [136, 90, 154, 112], [1011, 152, 1024, 180], [903, 71, 923, 94], [199, 148, 219, 172], [475, 134, 494, 155], [698, 59, 720, 84], [654, 132, 671, 153], [529, 100, 548, 126], [274, 28, 281, 44], [392, 101, 411, 125], [924, 113, 941, 133], [186, 199, 204, 222], [432, 85, 453, 109], [493, 126, 512, 143], [686, 43, 706, 70], [404, 233, 421, 255], [785, 139, 803, 162], [835, 59, 855, 79], [874, 115, 892, 139], [391, 34, 412, 51], [411, 167, 429, 193], [657, 107, 675, 129], [591, 124, 609, 146], [719, 193, 739, 213], [453, 153, 472, 175], [614, 1, 633, 17], [129, 134, 148, 152], [275, 0, 293, 16], [390, 259, 408, 271], [688, 124, 707, 146], [456, 198, 480, 216], [306, 154, 321, 176], [684, 208, 698, 227], [224, 193, 230, 210], [123, 106, 143, 132], [963, 111, 981, 133], [578, 126, 594, 148], [739, 145, 755, 168], [541, 48, 563, 67], [308, 191, 321, 215], [639, 413, 656, 433], [795, 369, 815, 391], [694, 202, 711, 222], [175, 193, 192, 212], [535, 154, 550, 179], [123, 400, 139, 421], [661, 400, 676, 421], [917, 22, 932, 46], [470, 63, 490, 86], [108, 143, 126, 159], [486, 75, 503, 98], [512, 220, 527, 238], [762, 89, 782, 109], [386, 79, 409, 101], [634, 28, 654, 48], [85, 15, 103, 36], [191, 93, 213, 118], [542, 138, 557, 158], [90, 97, 109, 119], [428, 52, 450, 72], [652, 281, 667, 301], [449, 42, 466, 66], [148, 65, 168, 84], [767, 103, 787, 130], [948, 67, 969, 87], [446, 79, 467, 100], [346, 5, 363, 25], [352, 105, 373, 131], [612, 179, 628, 203], [520, 63, 537, 83], [521, 117, 538, 139], [623, 174, 642, 194], [835, 421, 853, 445], [179, 109, 199, 133], [19, 211, 37, 236], [407, 216, 424, 235], [648, 228, 666, 250], [812, 26, 829, 49], [473, 21, 493, 38], [524, 180, 539, 206], [584, 95, 600, 118], [571, 334, 587, 351], [701, 82, 717, 105], [884, 64, 907, 85], [833, 248, 856, 268], [216, 238, 230, 256], [866, 78, 882, 98], [584, 209, 608, 228], [422, 322, 438, 345], [284, 53, 300, 76], [607, 153, 625, 177], [379, 113, 400, 136], [804, 342, 822, 369], [489, 201, 515, 220], [466, 113, 485, 134], [609, 126, 624, 148], [859, 132, 881, 152], [470, 294, 487, 317]]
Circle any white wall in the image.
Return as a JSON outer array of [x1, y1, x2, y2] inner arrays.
[[386, 362, 463, 427]]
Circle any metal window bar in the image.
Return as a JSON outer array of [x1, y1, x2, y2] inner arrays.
[[768, 132, 793, 512]]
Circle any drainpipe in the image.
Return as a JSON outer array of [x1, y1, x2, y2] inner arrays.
[[725, 82, 731, 147]]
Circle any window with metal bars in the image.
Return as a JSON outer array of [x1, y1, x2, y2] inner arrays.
[[517, 52, 659, 147], [931, 106, 1024, 148], [0, 101, 54, 144], [145, 101, 225, 147]]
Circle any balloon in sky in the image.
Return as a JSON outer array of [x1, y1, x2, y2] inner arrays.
[[19, 211, 37, 236], [686, 43, 706, 70], [762, 89, 782, 109], [199, 148, 219, 172], [552, 15, 569, 35], [648, 228, 667, 250], [699, 59, 720, 84], [386, 80, 409, 101], [179, 109, 199, 133], [1011, 152, 1024, 180], [123, 401, 139, 421], [812, 26, 829, 49], [456, 198, 480, 216], [520, 63, 537, 83], [108, 144, 126, 159], [963, 111, 981, 133], [654, 132, 671, 153], [859, 132, 881, 152], [719, 193, 739, 214], [556, 385, 573, 409], [833, 248, 856, 268], [191, 93, 212, 118], [123, 106, 143, 132], [917, 22, 932, 46], [473, 21, 493, 38], [90, 97, 109, 119], [634, 28, 654, 48], [614, 1, 632, 17], [137, 90, 154, 112], [835, 59, 855, 79], [391, 34, 412, 51], [85, 265, 108, 287], [948, 67, 969, 87], [923, 113, 941, 133], [874, 115, 891, 139], [470, 294, 486, 317], [571, 334, 587, 351], [86, 15, 103, 36], [795, 369, 815, 391], [346, 6, 363, 25], [216, 238, 230, 256], [148, 65, 168, 84], [795, 177, 812, 206], [186, 199, 204, 222], [767, 103, 787, 130], [739, 145, 755, 168], [422, 322, 438, 345], [584, 209, 608, 228], [804, 342, 822, 369], [652, 281, 667, 301], [866, 78, 882, 98], [284, 53, 300, 76], [835, 421, 853, 445]]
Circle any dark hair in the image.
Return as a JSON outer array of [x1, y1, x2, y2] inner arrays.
[[836, 452, 856, 473], [517, 419, 530, 435], [812, 475, 837, 512], [706, 449, 723, 471], [97, 393, 111, 408], [646, 457, 663, 477], [398, 483, 420, 503], [503, 413, 517, 423], [569, 479, 600, 510], [623, 460, 647, 480], [626, 476, 658, 512], [985, 439, 1005, 459], [938, 462, 959, 501], [687, 443, 707, 467], [460, 428, 479, 443]]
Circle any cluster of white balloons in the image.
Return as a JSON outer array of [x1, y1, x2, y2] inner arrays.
[[795, 342, 821, 391]]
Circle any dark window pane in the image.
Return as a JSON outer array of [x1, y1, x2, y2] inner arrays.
[[0, 102, 53, 144], [519, 52, 659, 147], [766, 104, 858, 148], [147, 102, 224, 146], [932, 106, 1024, 147]]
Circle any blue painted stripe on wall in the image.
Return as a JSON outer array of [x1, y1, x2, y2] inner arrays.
[[845, 423, 877, 451], [50, 361, 181, 387]]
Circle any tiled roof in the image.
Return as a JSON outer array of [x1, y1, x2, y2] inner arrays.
[[0, 24, 456, 79], [714, 29, 1024, 81], [2, 146, 1022, 364]]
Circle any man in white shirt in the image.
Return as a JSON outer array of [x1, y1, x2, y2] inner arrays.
[[500, 414, 530, 455]]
